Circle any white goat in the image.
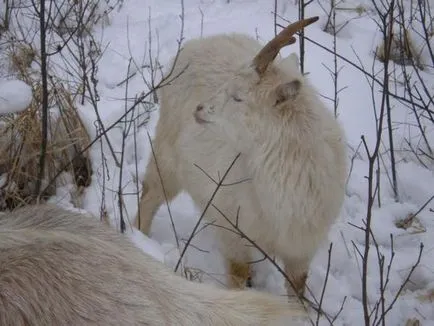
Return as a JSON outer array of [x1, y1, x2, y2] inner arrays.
[[135, 17, 347, 296], [0, 204, 306, 326]]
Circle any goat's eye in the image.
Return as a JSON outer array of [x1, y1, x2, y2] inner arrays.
[[232, 95, 243, 102], [274, 98, 285, 106]]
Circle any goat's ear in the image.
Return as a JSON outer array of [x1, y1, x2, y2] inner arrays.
[[274, 80, 301, 105], [286, 53, 300, 70]]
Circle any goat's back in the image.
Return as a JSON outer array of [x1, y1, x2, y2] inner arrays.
[[0, 204, 306, 326]]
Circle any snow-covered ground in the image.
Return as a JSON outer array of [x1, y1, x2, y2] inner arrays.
[[1, 0, 433, 325]]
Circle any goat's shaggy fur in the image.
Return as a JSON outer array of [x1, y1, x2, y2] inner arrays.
[[136, 28, 347, 295], [0, 204, 306, 325]]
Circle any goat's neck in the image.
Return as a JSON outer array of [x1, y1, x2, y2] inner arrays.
[[246, 113, 315, 201]]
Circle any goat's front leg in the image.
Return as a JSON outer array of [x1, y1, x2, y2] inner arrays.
[[135, 150, 181, 235]]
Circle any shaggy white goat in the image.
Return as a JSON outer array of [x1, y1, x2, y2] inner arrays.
[[0, 204, 306, 326], [135, 17, 347, 296]]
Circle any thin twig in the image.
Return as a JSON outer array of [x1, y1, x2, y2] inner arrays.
[[145, 131, 179, 248], [33, 0, 48, 200], [173, 153, 242, 273]]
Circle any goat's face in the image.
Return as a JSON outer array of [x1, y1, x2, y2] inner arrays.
[[194, 16, 319, 149], [193, 66, 259, 135], [194, 56, 303, 148]]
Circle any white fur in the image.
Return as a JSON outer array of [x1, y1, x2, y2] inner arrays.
[[136, 31, 347, 295], [0, 204, 306, 325]]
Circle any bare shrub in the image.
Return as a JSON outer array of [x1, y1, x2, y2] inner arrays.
[[0, 0, 126, 209], [0, 76, 92, 210]]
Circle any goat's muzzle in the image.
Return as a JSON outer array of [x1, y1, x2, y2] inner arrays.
[[194, 104, 211, 124]]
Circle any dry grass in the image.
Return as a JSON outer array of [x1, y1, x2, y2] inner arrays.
[[0, 49, 92, 211], [8, 43, 36, 80], [0, 0, 128, 212], [417, 288, 434, 303], [375, 27, 422, 68]]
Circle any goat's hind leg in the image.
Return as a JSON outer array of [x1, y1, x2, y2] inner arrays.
[[283, 257, 310, 298], [220, 233, 253, 290], [228, 259, 252, 289]]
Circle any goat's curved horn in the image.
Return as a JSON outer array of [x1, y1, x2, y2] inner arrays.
[[252, 16, 319, 75]]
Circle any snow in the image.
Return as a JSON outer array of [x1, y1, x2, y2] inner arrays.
[[1, 0, 433, 325], [0, 79, 32, 114]]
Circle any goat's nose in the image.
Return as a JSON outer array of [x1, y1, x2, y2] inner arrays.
[[196, 104, 204, 111]]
